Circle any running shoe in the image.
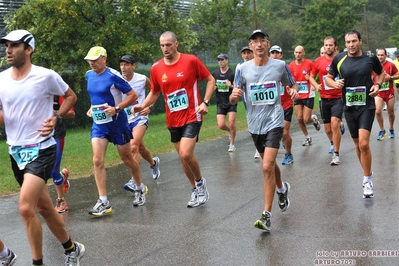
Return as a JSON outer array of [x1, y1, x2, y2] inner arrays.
[[61, 168, 70, 193], [151, 157, 161, 180], [254, 211, 271, 231], [55, 198, 69, 213], [228, 144, 236, 152], [196, 177, 209, 205], [362, 180, 374, 198], [302, 137, 312, 146], [328, 145, 334, 154], [88, 199, 112, 216], [389, 129, 395, 138], [340, 123, 345, 135], [254, 150, 260, 159], [312, 114, 321, 131], [377, 129, 387, 140], [276, 182, 290, 212], [133, 185, 148, 206], [123, 179, 136, 192], [187, 188, 199, 208], [64, 241, 85, 266], [0, 249, 17, 266], [282, 153, 294, 165], [330, 153, 341, 166], [383, 104, 387, 111]]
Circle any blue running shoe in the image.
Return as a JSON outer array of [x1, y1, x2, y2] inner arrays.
[[123, 179, 136, 192], [389, 129, 395, 138], [328, 145, 334, 154], [340, 123, 345, 135], [282, 153, 294, 165], [377, 130, 386, 141]]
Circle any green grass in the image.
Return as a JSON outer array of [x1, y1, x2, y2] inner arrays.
[[0, 102, 249, 196]]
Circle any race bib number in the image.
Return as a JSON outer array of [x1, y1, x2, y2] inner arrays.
[[216, 79, 230, 92], [167, 88, 188, 112], [10, 144, 39, 170], [279, 85, 285, 96], [250, 81, 278, 105], [345, 86, 366, 106], [92, 104, 112, 124], [379, 81, 389, 92], [322, 75, 335, 90], [297, 81, 309, 94], [124, 100, 139, 121]]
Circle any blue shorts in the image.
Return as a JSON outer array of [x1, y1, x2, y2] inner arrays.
[[128, 117, 149, 131], [91, 120, 133, 145]]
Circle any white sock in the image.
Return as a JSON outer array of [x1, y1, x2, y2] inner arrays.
[[99, 196, 108, 204], [0, 246, 9, 257], [276, 183, 286, 194], [363, 175, 371, 183]]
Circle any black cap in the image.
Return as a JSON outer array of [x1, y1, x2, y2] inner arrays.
[[240, 46, 252, 53], [249, 29, 269, 40], [217, 54, 228, 60], [119, 55, 136, 64]]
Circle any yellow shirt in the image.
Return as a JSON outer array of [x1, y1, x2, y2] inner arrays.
[[394, 59, 399, 85]]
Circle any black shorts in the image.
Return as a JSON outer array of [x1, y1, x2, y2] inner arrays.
[[217, 104, 237, 115], [284, 108, 293, 122], [344, 107, 375, 138], [10, 145, 56, 186], [294, 98, 314, 109], [251, 127, 284, 153], [320, 98, 344, 123], [168, 121, 202, 143]]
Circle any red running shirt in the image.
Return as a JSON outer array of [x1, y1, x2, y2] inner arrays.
[[288, 59, 314, 100], [150, 53, 211, 128], [311, 56, 342, 99]]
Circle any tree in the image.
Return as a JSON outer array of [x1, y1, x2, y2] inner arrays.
[[296, 0, 367, 58], [390, 16, 399, 47], [190, 0, 253, 61], [3, 0, 196, 91], [254, 0, 301, 61]]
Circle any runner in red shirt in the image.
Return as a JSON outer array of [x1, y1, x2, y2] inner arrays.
[[134, 31, 215, 208], [374, 48, 399, 140], [309, 36, 343, 166], [288, 46, 321, 146], [269, 45, 295, 165]]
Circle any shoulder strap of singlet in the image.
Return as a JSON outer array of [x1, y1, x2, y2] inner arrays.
[[337, 55, 348, 78]]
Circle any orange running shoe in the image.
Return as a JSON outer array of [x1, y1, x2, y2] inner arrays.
[[61, 168, 70, 193], [55, 198, 69, 213]]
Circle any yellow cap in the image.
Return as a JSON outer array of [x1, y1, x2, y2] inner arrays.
[[84, 46, 107, 60]]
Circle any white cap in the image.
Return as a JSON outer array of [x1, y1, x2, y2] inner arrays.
[[0, 30, 35, 51]]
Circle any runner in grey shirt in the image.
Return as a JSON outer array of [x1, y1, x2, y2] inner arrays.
[[230, 29, 298, 232]]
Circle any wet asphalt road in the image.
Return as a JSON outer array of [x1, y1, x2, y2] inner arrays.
[[1, 109, 399, 266]]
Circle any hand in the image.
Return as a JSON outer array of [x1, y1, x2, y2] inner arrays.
[[289, 87, 299, 100], [369, 84, 379, 97], [86, 108, 92, 117], [105, 106, 116, 116], [335, 79, 344, 89], [139, 106, 151, 116], [196, 102, 208, 115], [133, 104, 144, 114], [38, 117, 57, 136], [230, 86, 243, 104]]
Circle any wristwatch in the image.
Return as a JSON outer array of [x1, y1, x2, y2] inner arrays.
[[115, 106, 121, 113], [203, 100, 210, 106]]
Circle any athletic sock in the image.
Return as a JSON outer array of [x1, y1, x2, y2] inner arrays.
[[62, 238, 75, 253], [99, 196, 108, 204], [32, 258, 44, 265]]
